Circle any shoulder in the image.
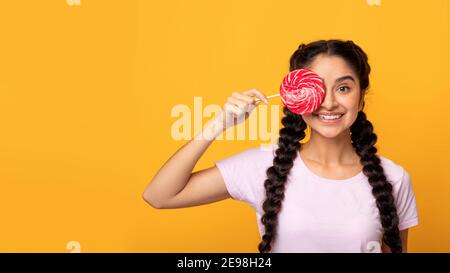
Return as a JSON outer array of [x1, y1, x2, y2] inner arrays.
[[214, 144, 277, 207], [214, 144, 277, 180], [219, 144, 277, 164], [379, 155, 419, 230], [378, 155, 409, 186]]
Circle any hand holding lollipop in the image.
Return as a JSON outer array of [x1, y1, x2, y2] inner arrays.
[[195, 89, 267, 141], [196, 69, 325, 140]]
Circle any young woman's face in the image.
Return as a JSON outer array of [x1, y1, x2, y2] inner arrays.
[[302, 54, 364, 139]]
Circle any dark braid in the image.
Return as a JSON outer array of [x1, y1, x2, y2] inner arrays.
[[258, 106, 307, 253], [351, 111, 402, 252], [258, 39, 403, 253]]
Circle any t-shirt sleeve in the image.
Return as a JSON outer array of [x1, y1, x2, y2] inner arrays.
[[215, 148, 266, 208], [392, 168, 419, 230]]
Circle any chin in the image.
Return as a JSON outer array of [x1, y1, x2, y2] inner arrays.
[[312, 127, 348, 139], [317, 130, 342, 138]]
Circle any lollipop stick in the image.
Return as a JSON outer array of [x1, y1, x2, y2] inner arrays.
[[254, 93, 280, 102]]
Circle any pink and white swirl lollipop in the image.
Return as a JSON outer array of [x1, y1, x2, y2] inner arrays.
[[279, 68, 325, 115], [254, 68, 325, 115]]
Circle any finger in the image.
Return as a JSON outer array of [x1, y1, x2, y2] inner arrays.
[[243, 88, 268, 104], [230, 95, 259, 113], [232, 92, 254, 104], [246, 103, 257, 114], [227, 96, 247, 110], [224, 102, 243, 116]]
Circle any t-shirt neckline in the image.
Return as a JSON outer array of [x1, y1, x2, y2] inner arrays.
[[296, 149, 366, 184]]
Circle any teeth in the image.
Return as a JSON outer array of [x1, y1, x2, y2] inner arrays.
[[318, 114, 343, 120]]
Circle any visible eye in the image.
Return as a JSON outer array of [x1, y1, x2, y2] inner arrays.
[[337, 86, 351, 92]]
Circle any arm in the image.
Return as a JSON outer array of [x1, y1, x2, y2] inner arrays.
[[142, 136, 226, 209], [381, 229, 409, 253], [142, 89, 267, 209]]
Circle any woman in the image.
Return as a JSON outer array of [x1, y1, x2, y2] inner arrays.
[[142, 39, 419, 253]]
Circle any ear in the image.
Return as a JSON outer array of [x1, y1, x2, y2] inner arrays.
[[358, 99, 365, 112]]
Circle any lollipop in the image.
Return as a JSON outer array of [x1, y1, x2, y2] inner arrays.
[[255, 68, 325, 115], [279, 68, 325, 115]]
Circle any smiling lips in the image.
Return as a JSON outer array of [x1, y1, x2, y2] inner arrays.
[[316, 113, 344, 122], [316, 112, 344, 115]]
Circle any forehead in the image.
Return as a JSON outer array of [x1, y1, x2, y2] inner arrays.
[[307, 54, 358, 82]]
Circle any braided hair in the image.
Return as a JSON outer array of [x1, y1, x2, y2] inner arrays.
[[258, 40, 402, 253]]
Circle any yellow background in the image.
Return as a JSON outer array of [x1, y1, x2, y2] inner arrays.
[[0, 0, 449, 252]]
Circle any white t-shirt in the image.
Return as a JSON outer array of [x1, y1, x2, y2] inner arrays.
[[215, 144, 419, 253]]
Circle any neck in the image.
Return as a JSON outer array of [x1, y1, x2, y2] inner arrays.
[[300, 128, 358, 166]]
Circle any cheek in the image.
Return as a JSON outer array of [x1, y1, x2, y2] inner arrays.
[[337, 94, 360, 110], [301, 114, 314, 126]]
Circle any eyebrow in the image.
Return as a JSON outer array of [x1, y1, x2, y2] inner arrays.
[[319, 75, 356, 84]]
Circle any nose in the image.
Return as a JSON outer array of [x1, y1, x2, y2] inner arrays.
[[319, 87, 338, 110]]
